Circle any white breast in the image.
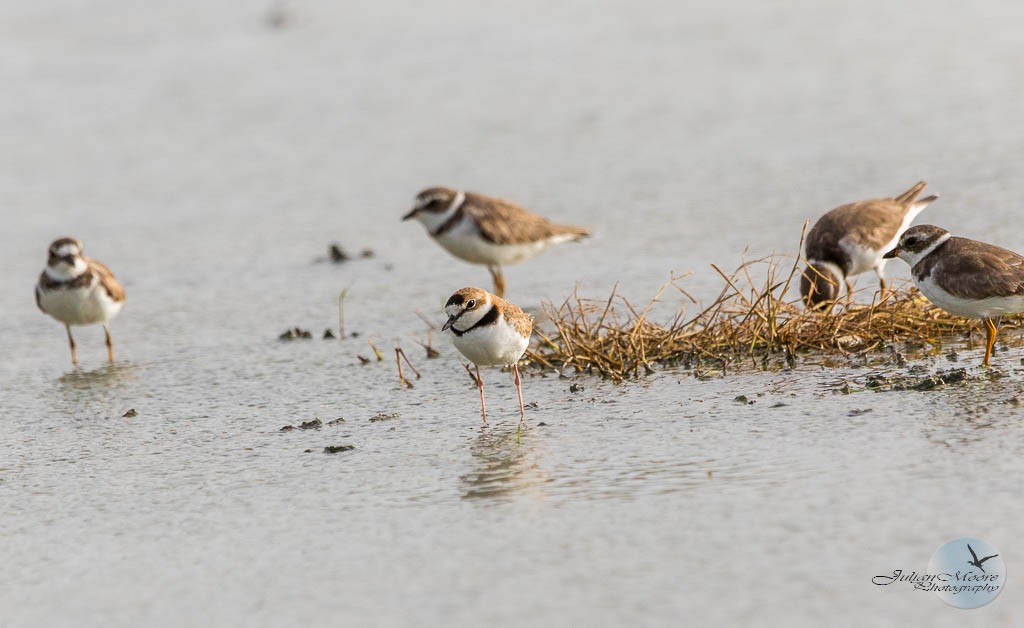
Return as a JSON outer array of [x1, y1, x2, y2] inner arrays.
[[38, 280, 123, 326], [451, 317, 529, 367], [838, 236, 883, 277], [916, 274, 1024, 319]]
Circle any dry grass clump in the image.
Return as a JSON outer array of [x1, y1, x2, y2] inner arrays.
[[527, 253, 1021, 380]]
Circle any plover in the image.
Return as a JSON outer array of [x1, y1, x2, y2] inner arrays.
[[404, 187, 590, 297], [35, 237, 126, 365], [884, 224, 1024, 367], [442, 287, 533, 430], [801, 181, 938, 309]]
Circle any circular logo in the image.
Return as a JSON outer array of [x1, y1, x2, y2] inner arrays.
[[927, 537, 1005, 609]]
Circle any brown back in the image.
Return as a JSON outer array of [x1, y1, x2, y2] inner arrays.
[[495, 295, 534, 336], [461, 192, 590, 245], [914, 237, 1024, 299], [805, 181, 933, 273]]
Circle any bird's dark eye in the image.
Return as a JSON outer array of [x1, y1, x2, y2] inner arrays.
[[466, 299, 476, 308], [905, 236, 919, 247]]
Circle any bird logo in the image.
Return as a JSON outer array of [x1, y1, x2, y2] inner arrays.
[[966, 543, 999, 573]]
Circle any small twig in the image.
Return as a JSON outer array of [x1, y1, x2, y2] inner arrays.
[[395, 346, 419, 388], [368, 340, 383, 361], [414, 310, 438, 331], [396, 346, 421, 378], [413, 333, 441, 358], [337, 285, 352, 340]]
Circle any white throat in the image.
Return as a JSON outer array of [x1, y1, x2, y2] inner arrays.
[[45, 258, 88, 281], [416, 190, 466, 233], [902, 232, 951, 266]]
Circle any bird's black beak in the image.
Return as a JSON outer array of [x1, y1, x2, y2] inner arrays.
[[441, 313, 458, 331], [882, 247, 900, 259], [402, 208, 417, 221]]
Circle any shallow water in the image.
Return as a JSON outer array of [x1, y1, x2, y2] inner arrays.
[[2, 1, 1024, 626]]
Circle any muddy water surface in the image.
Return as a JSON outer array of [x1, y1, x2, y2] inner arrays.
[[2, 1, 1023, 626]]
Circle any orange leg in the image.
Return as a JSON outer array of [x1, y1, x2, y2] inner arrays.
[[103, 325, 115, 363], [475, 365, 488, 424], [65, 324, 78, 366], [983, 318, 998, 367], [488, 265, 506, 298]]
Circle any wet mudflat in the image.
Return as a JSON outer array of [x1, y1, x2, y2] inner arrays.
[[2, 1, 1024, 626]]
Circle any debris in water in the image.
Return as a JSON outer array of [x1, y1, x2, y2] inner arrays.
[[325, 417, 346, 426], [324, 445, 355, 454], [323, 329, 336, 339], [369, 412, 399, 422], [328, 243, 350, 263], [280, 417, 326, 431], [279, 327, 312, 340], [733, 395, 754, 405], [569, 382, 584, 393], [122, 408, 137, 418], [357, 355, 371, 364], [865, 368, 974, 391]]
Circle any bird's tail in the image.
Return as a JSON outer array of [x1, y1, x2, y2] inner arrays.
[[893, 181, 931, 205], [551, 224, 591, 241]]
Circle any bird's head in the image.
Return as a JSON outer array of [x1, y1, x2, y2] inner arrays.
[[403, 187, 464, 231], [800, 261, 842, 310], [46, 237, 87, 278], [883, 224, 951, 266], [442, 287, 492, 334]]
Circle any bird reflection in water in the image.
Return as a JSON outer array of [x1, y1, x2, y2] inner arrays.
[[460, 424, 549, 500], [54, 362, 138, 415]]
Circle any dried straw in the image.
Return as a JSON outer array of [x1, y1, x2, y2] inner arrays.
[[527, 252, 1022, 380]]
